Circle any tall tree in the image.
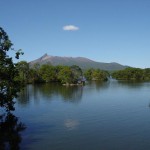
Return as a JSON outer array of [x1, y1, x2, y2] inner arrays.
[[0, 27, 23, 111]]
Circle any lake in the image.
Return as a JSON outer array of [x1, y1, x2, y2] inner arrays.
[[10, 81, 150, 149]]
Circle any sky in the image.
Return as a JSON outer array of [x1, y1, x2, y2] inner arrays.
[[1, 0, 150, 68]]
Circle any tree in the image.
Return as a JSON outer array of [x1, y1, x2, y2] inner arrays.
[[92, 69, 108, 81], [58, 66, 74, 84], [70, 65, 83, 83], [16, 61, 29, 84], [143, 68, 150, 81], [39, 64, 56, 82], [84, 68, 94, 80], [84, 68, 108, 81], [112, 67, 144, 81], [29, 63, 42, 83], [0, 27, 23, 111]]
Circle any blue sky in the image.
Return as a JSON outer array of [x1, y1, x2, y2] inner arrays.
[[1, 0, 150, 68]]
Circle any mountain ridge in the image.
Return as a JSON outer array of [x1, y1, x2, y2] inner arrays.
[[29, 54, 128, 71]]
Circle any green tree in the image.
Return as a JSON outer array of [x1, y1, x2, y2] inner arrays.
[[84, 68, 108, 81], [58, 66, 74, 84], [143, 68, 150, 81], [28, 68, 40, 83], [92, 69, 108, 81], [39, 64, 56, 82], [0, 27, 23, 111], [70, 65, 83, 82], [29, 63, 42, 83], [84, 68, 94, 80], [112, 67, 144, 81], [16, 61, 29, 84]]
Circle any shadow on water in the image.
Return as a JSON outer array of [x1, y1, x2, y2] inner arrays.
[[17, 83, 83, 106], [17, 86, 30, 106], [0, 113, 26, 150], [117, 80, 150, 88], [39, 83, 83, 103], [87, 81, 109, 91]]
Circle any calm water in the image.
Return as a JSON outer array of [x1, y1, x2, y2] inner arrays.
[[8, 81, 150, 149]]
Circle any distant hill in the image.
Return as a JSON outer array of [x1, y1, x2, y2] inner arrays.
[[29, 54, 128, 71]]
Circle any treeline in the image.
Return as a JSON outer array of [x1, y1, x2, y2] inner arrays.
[[15, 61, 109, 85], [112, 67, 150, 81], [84, 68, 108, 81]]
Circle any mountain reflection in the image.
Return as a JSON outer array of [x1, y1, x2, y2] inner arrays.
[[17, 83, 83, 106], [0, 113, 26, 150]]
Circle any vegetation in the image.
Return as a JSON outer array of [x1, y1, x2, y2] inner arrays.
[[0, 27, 23, 111], [112, 67, 150, 81], [84, 68, 108, 81], [39, 64, 56, 82], [16, 61, 29, 84], [15, 61, 109, 85]]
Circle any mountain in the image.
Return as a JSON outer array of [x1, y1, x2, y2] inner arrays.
[[29, 53, 128, 71]]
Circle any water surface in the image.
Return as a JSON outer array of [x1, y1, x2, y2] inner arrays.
[[14, 81, 150, 149]]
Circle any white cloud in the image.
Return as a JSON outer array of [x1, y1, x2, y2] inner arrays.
[[63, 25, 79, 31]]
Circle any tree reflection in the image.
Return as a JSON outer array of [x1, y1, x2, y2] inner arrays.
[[87, 81, 109, 91], [17, 86, 30, 106], [117, 80, 144, 88], [94, 81, 109, 91], [35, 83, 83, 103], [0, 113, 26, 150], [17, 83, 83, 105], [59, 86, 83, 103]]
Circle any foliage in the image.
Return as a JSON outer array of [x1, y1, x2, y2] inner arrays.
[[16, 63, 84, 85], [111, 67, 150, 81], [92, 69, 108, 81], [84, 69, 108, 81], [28, 68, 40, 83], [0, 27, 23, 111], [39, 64, 56, 82], [17, 64, 109, 84], [84, 68, 94, 80], [70, 65, 83, 82], [16, 61, 29, 84], [29, 63, 42, 83], [143, 68, 150, 81], [58, 66, 74, 84]]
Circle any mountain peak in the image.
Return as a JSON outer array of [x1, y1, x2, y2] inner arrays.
[[39, 53, 52, 61], [29, 54, 128, 71], [40, 53, 48, 58]]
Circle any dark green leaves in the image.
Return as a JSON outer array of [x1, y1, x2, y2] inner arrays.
[[0, 27, 23, 111]]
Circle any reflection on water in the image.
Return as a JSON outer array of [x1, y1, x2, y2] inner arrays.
[[117, 80, 146, 88], [87, 81, 109, 91], [17, 83, 84, 106], [17, 86, 30, 106], [0, 113, 26, 150]]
